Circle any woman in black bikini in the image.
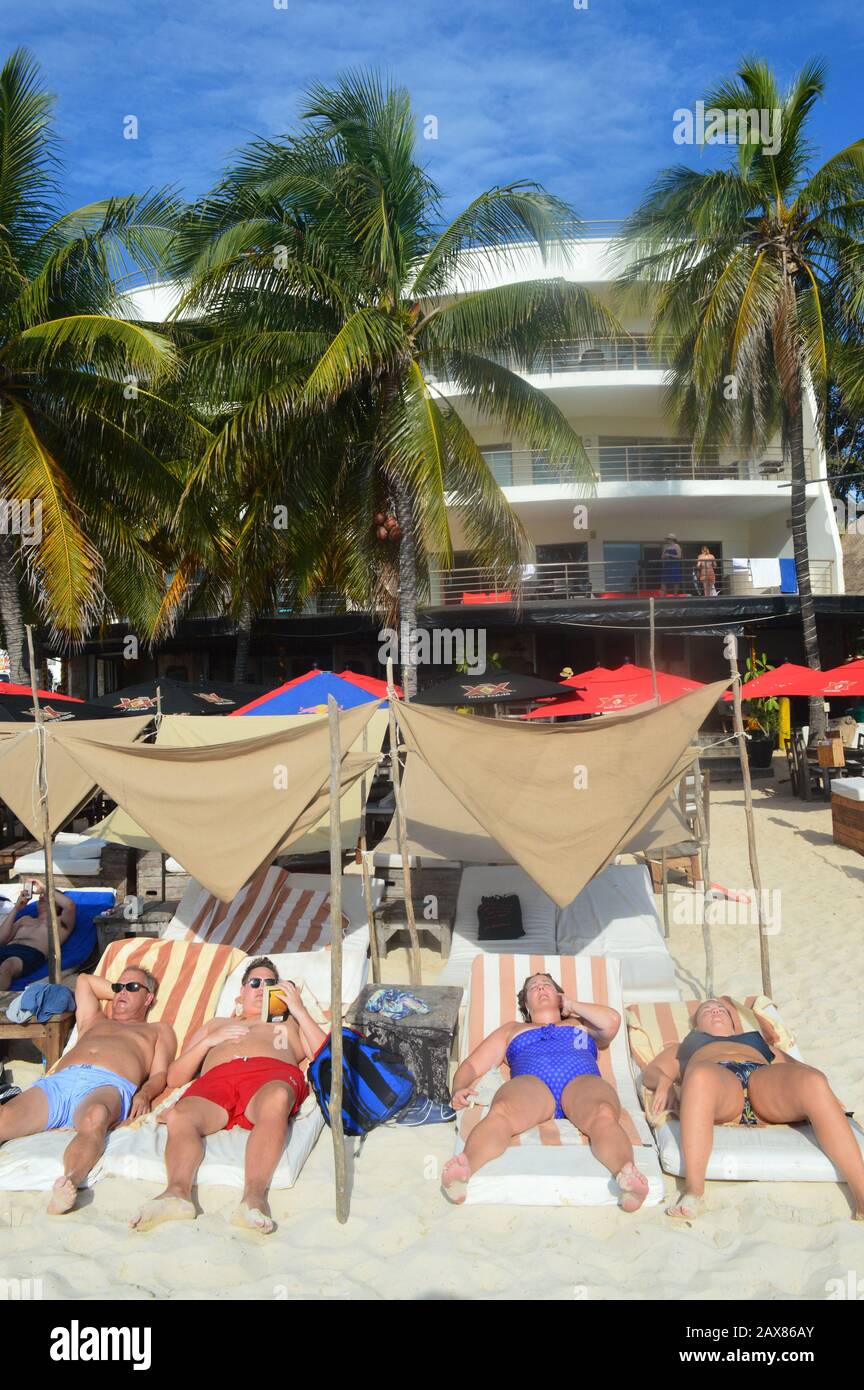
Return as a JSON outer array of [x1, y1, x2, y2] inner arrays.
[[642, 999, 864, 1220]]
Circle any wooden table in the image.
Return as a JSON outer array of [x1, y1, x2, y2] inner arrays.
[[375, 899, 454, 959], [346, 984, 463, 1103], [0, 1000, 75, 1071], [94, 901, 179, 957]]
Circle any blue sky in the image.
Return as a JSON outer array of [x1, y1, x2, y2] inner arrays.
[[6, 0, 863, 222]]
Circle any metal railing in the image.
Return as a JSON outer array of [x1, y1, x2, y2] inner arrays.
[[480, 444, 812, 487], [426, 335, 670, 385], [427, 557, 835, 605]]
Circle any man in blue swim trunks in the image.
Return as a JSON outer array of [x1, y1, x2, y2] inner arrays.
[[0, 880, 77, 989], [0, 965, 176, 1214]]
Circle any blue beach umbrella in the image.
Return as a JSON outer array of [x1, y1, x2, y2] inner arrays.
[[231, 670, 382, 715]]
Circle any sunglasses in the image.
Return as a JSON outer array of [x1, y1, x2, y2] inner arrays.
[[111, 981, 148, 994], [245, 977, 278, 990]]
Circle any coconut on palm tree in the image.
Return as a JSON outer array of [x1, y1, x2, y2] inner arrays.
[[620, 58, 864, 735], [172, 72, 613, 695], [0, 48, 190, 678]]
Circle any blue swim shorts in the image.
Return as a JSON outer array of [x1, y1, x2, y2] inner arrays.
[[32, 1064, 138, 1129]]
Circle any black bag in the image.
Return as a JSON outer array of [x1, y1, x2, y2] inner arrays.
[[477, 893, 525, 941]]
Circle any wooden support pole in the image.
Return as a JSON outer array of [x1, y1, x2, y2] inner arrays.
[[660, 846, 669, 939], [359, 723, 381, 984], [728, 639, 772, 996], [386, 658, 421, 986], [327, 696, 349, 1225], [25, 625, 63, 985], [693, 754, 715, 997]]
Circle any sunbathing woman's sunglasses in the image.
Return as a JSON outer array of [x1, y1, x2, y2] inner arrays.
[[111, 981, 147, 994]]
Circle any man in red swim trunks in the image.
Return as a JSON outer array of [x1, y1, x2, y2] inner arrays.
[[130, 957, 326, 1235]]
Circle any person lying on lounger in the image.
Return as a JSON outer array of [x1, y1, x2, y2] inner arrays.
[[131, 956, 326, 1235], [0, 966, 175, 1214], [642, 998, 864, 1220], [441, 971, 650, 1211], [0, 880, 76, 990]]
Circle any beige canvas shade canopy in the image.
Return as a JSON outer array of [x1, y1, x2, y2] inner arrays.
[[54, 703, 380, 901], [0, 717, 152, 840], [375, 749, 696, 867], [394, 680, 727, 907], [90, 710, 389, 857]]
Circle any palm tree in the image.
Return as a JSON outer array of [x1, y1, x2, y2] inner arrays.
[[172, 72, 613, 695], [620, 58, 864, 735], [0, 49, 189, 678]]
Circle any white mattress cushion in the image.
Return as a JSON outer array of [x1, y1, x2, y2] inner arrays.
[[0, 1096, 323, 1193], [654, 1115, 864, 1182], [103, 1102, 323, 1190], [12, 852, 102, 876], [630, 997, 864, 1181], [455, 952, 664, 1206], [555, 865, 678, 999], [54, 833, 107, 858], [0, 938, 360, 1194]]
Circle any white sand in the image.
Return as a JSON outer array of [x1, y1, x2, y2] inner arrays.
[[2, 765, 863, 1300]]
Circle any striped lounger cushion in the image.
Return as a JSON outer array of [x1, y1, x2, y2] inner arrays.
[[0, 937, 245, 1192], [164, 863, 348, 953], [454, 953, 665, 1206], [627, 998, 864, 1182]]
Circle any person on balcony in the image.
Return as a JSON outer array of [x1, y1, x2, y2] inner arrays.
[[660, 534, 683, 594], [696, 545, 718, 597]]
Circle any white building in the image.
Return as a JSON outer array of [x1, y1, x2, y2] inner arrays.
[[83, 239, 854, 691]]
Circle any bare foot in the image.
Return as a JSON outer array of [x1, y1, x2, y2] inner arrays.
[[666, 1191, 703, 1220], [232, 1202, 275, 1234], [441, 1152, 471, 1205], [130, 1194, 196, 1232], [47, 1176, 78, 1215], [616, 1162, 650, 1213]]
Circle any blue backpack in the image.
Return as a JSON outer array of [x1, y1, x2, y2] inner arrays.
[[308, 1027, 415, 1136]]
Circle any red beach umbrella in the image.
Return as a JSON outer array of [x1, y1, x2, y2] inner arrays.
[[722, 661, 831, 700], [820, 659, 864, 698], [524, 662, 704, 718], [337, 670, 403, 699]]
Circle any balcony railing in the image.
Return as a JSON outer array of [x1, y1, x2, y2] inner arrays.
[[428, 558, 835, 605], [426, 336, 670, 385], [482, 444, 813, 487]]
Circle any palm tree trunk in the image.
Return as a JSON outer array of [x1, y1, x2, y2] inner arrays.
[[787, 401, 826, 739], [233, 597, 254, 683], [0, 536, 27, 682], [392, 478, 419, 699]]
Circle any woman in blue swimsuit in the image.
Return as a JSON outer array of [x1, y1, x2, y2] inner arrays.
[[442, 972, 650, 1210], [643, 999, 864, 1221]]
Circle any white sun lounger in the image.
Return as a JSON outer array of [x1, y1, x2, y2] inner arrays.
[[453, 952, 665, 1206], [627, 997, 864, 1182], [438, 863, 680, 1002], [12, 833, 108, 879], [0, 938, 366, 1193], [162, 867, 383, 954]]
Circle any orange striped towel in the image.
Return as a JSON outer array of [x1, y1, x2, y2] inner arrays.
[[626, 995, 796, 1125], [50, 937, 246, 1118], [169, 864, 347, 954], [458, 952, 653, 1152], [94, 937, 246, 1054]]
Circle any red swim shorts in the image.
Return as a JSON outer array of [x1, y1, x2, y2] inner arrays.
[[182, 1057, 308, 1130]]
